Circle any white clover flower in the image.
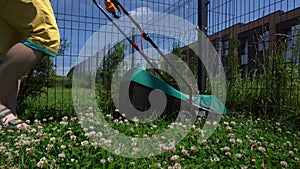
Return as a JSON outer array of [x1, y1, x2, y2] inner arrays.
[[81, 140, 89, 147], [65, 130, 73, 136], [26, 147, 35, 156], [70, 116, 77, 121], [34, 119, 41, 124], [285, 141, 292, 147], [159, 144, 168, 152], [190, 146, 199, 153], [132, 117, 139, 123], [230, 121, 236, 126], [114, 149, 121, 155], [36, 157, 47, 168], [59, 121, 68, 126], [280, 161, 288, 168], [220, 146, 230, 152], [26, 120, 31, 124], [236, 139, 243, 144], [181, 149, 189, 157], [100, 159, 106, 164], [214, 157, 220, 162], [143, 134, 149, 139], [50, 137, 56, 143], [226, 126, 233, 132], [228, 134, 235, 139], [33, 139, 41, 144], [70, 135, 77, 141], [131, 142, 138, 147], [60, 145, 66, 150], [132, 147, 139, 152], [258, 147, 266, 153], [229, 138, 235, 143], [113, 119, 119, 124], [107, 157, 114, 163], [62, 116, 68, 122], [288, 150, 294, 157], [205, 121, 211, 126], [235, 153, 242, 158], [132, 138, 138, 142], [202, 139, 207, 146], [85, 131, 96, 138], [46, 144, 54, 151], [103, 139, 112, 147], [173, 162, 181, 169], [36, 161, 44, 168], [58, 152, 66, 160], [95, 132, 103, 138], [245, 135, 250, 140], [171, 155, 180, 162]]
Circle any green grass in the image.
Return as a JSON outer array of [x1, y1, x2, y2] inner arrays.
[[19, 85, 74, 121], [0, 113, 299, 168]]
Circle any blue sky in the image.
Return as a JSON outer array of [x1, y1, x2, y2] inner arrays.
[[50, 0, 300, 76]]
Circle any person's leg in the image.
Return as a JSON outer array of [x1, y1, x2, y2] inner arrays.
[[0, 43, 44, 96], [0, 43, 44, 130], [0, 0, 60, 130], [1, 80, 20, 113]]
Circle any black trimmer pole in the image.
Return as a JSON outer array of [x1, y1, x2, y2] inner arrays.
[[108, 0, 194, 103], [92, 0, 168, 83]]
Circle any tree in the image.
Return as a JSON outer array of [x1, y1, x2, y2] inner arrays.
[[95, 43, 126, 113]]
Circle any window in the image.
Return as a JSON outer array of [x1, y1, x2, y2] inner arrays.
[[223, 40, 229, 56], [241, 39, 248, 65], [286, 24, 300, 60], [258, 31, 269, 52]]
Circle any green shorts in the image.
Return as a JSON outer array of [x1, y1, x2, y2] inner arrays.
[[0, 0, 60, 61]]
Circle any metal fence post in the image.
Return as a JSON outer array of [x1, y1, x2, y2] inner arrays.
[[198, 0, 210, 94]]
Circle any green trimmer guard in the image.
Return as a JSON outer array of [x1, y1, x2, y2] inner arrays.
[[118, 67, 227, 116]]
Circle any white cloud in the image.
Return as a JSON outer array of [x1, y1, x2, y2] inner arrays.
[[129, 7, 152, 15]]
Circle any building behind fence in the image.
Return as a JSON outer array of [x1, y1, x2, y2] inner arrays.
[[19, 0, 300, 120]]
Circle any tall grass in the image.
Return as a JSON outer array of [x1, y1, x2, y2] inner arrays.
[[225, 33, 300, 124]]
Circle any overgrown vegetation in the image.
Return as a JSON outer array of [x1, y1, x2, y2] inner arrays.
[[224, 30, 300, 125]]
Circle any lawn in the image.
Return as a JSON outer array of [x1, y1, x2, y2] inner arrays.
[[0, 112, 299, 168]]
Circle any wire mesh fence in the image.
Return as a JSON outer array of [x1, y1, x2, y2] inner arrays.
[[19, 0, 300, 120]]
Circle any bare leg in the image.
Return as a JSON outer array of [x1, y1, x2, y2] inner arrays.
[[2, 80, 20, 114], [0, 43, 44, 130]]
